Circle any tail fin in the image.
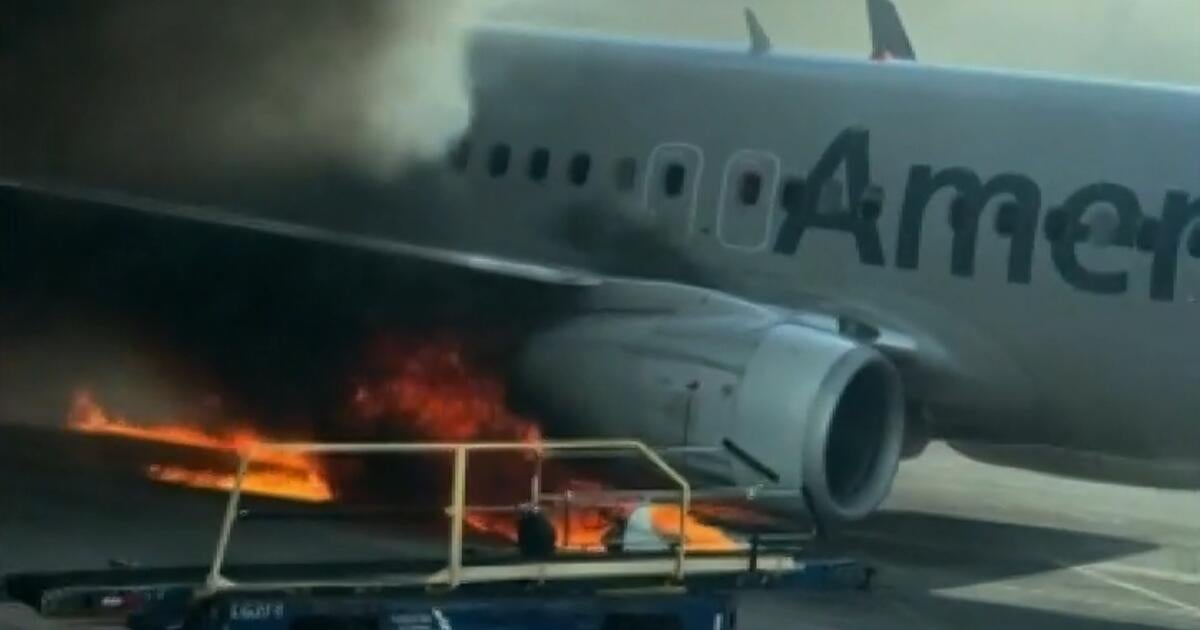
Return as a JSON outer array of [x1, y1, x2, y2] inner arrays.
[[744, 8, 772, 56], [867, 0, 916, 61]]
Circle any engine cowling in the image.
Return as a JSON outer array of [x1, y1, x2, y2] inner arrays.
[[515, 313, 904, 521]]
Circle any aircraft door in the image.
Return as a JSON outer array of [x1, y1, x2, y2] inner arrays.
[[643, 143, 704, 244], [717, 150, 781, 250]]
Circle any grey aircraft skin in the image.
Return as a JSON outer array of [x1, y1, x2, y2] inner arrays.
[[460, 26, 1200, 464], [3, 7, 1200, 517]]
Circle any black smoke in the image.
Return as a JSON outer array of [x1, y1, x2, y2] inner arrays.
[[0, 0, 476, 187], [0, 0, 477, 428], [0, 0, 710, 434], [0, 184, 574, 432]]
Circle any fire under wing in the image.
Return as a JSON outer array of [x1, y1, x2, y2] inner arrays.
[[0, 176, 922, 521], [3, 2, 1200, 508]]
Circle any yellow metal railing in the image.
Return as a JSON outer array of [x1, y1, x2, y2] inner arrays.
[[204, 440, 692, 593]]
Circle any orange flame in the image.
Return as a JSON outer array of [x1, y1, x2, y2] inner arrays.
[[352, 337, 740, 552], [463, 508, 620, 552], [66, 337, 742, 551], [464, 502, 628, 553], [648, 505, 743, 551], [465, 504, 742, 553], [68, 390, 332, 503], [146, 464, 331, 503], [351, 336, 541, 444]]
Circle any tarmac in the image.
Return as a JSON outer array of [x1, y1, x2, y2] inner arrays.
[[745, 442, 1200, 629], [1, 425, 1198, 629]]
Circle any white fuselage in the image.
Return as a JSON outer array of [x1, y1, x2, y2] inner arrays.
[[455, 27, 1200, 463]]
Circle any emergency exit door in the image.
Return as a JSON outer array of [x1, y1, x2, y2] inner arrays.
[[643, 143, 703, 245], [717, 150, 780, 251]]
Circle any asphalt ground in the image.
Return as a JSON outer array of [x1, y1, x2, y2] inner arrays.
[[1, 427, 1197, 629]]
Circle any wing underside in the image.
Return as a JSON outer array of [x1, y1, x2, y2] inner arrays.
[[0, 177, 922, 368], [0, 179, 602, 287]]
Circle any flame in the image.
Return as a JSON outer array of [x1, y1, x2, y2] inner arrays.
[[146, 464, 331, 503], [648, 505, 742, 551], [352, 337, 740, 552], [464, 513, 519, 542], [465, 504, 741, 553], [68, 390, 332, 503], [463, 507, 621, 553], [351, 336, 541, 443], [65, 337, 742, 551]]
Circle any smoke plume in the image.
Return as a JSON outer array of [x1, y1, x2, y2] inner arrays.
[[0, 0, 712, 431], [0, 0, 480, 187]]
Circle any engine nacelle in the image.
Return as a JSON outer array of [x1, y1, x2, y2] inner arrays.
[[515, 314, 904, 521]]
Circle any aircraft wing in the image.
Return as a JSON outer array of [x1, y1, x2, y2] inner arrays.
[[0, 179, 603, 287], [0, 178, 926, 363], [2, 175, 941, 521]]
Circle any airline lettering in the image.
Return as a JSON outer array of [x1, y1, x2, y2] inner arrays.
[[773, 128, 884, 266], [769, 128, 1199, 301]]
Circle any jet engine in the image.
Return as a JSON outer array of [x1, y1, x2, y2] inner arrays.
[[515, 312, 904, 521]]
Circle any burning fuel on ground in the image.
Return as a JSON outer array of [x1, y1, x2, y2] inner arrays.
[[5, 182, 740, 555], [69, 390, 333, 503], [66, 337, 741, 553]]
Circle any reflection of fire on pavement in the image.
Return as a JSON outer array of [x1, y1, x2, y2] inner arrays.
[[66, 336, 740, 551]]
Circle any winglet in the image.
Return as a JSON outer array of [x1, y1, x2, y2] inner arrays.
[[867, 0, 916, 61], [744, 8, 771, 56]]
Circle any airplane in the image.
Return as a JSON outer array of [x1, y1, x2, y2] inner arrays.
[[1, 1, 1198, 522]]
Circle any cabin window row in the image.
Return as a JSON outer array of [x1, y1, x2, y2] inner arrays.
[[453, 141, 702, 198], [453, 142, 1154, 248]]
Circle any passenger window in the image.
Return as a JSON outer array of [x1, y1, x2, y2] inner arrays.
[[1082, 204, 1119, 246], [858, 185, 884, 222], [614, 157, 637, 192], [780, 176, 804, 211], [739, 172, 763, 206], [449, 140, 471, 172], [488, 143, 511, 178], [528, 147, 550, 182], [664, 163, 687, 198], [569, 153, 592, 186]]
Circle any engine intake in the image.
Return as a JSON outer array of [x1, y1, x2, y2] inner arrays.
[[516, 314, 904, 521]]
